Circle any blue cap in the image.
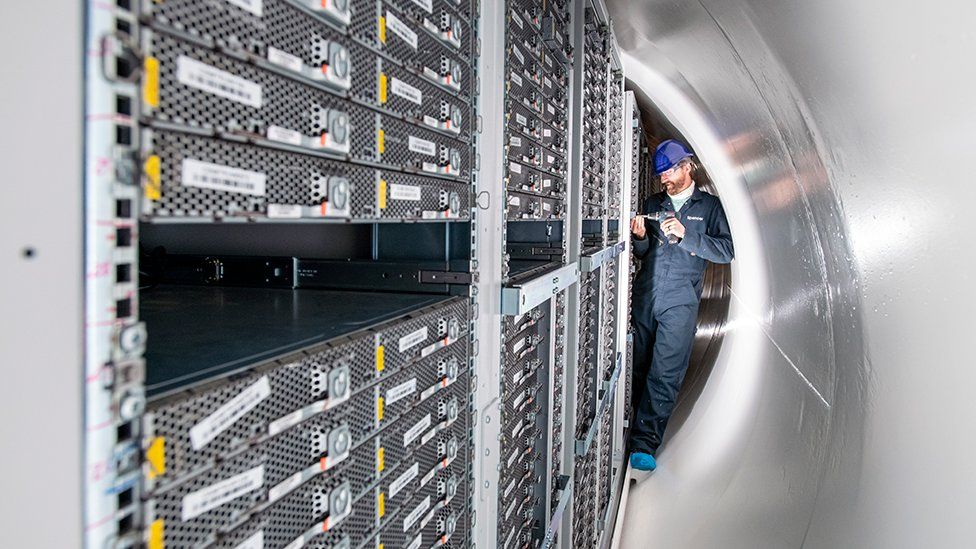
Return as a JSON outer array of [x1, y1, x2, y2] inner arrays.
[[653, 139, 694, 175]]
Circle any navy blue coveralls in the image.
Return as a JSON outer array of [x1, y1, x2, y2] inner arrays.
[[630, 186, 734, 455]]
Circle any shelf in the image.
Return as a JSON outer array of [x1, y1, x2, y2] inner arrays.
[[141, 285, 450, 397]]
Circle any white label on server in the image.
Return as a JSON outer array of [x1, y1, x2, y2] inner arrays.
[[543, 128, 552, 138], [225, 0, 262, 16], [511, 12, 524, 28], [182, 465, 265, 521], [510, 73, 523, 87], [504, 498, 517, 520], [547, 154, 555, 164], [403, 414, 432, 446], [423, 115, 439, 128], [268, 470, 305, 503], [389, 462, 420, 498], [508, 196, 521, 207], [391, 78, 423, 105], [543, 76, 552, 89], [406, 534, 423, 549], [398, 326, 429, 351], [504, 479, 516, 498], [543, 202, 552, 213], [386, 378, 418, 405], [181, 158, 267, 197], [267, 204, 303, 219], [403, 496, 431, 531], [390, 183, 423, 202], [515, 113, 527, 126], [235, 531, 265, 549], [542, 178, 552, 188], [267, 47, 303, 72], [512, 46, 525, 64], [266, 125, 303, 146], [510, 136, 522, 147], [507, 448, 519, 468], [177, 56, 262, 108], [408, 135, 437, 156], [547, 102, 555, 115], [509, 162, 522, 174], [189, 376, 271, 450], [410, 0, 433, 13], [386, 11, 419, 49]]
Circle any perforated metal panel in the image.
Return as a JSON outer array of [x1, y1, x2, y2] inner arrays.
[[145, 298, 468, 489]]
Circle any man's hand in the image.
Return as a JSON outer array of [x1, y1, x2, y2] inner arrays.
[[631, 216, 646, 239], [661, 217, 686, 239]]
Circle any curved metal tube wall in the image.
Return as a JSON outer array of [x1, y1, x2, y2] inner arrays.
[[608, 1, 976, 547]]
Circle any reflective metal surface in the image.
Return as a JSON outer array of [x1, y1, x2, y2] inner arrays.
[[608, 0, 976, 547]]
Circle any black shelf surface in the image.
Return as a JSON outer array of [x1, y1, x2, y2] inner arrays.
[[142, 285, 450, 397]]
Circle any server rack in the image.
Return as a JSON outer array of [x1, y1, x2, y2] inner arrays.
[[77, 0, 641, 548]]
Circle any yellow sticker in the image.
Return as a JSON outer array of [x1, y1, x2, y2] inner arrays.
[[144, 155, 162, 201], [377, 396, 384, 421], [143, 56, 160, 108], [378, 492, 386, 518], [146, 436, 166, 479], [378, 72, 388, 104], [378, 16, 387, 44], [377, 447, 385, 472], [378, 180, 388, 210], [377, 129, 385, 155], [148, 519, 164, 549], [376, 344, 385, 371]]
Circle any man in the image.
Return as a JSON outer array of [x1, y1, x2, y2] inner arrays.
[[629, 139, 734, 471]]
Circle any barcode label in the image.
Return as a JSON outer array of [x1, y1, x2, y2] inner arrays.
[[510, 136, 522, 147], [267, 204, 303, 219], [182, 466, 264, 521], [189, 376, 271, 450], [543, 76, 552, 89], [177, 56, 262, 108], [403, 414, 432, 446], [512, 47, 524, 64], [510, 73, 523, 87], [389, 462, 419, 498], [387, 378, 418, 405], [403, 496, 431, 531], [509, 162, 522, 174], [267, 47, 303, 72], [268, 470, 304, 503], [410, 0, 432, 13], [225, 0, 262, 16], [235, 531, 264, 549], [547, 103, 555, 115], [391, 78, 423, 105], [266, 125, 303, 146], [398, 326, 428, 351], [182, 159, 267, 197], [515, 113, 527, 126], [386, 11, 418, 49], [408, 135, 437, 156], [512, 12, 524, 28]]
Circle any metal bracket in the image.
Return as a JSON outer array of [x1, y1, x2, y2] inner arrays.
[[500, 262, 578, 316], [579, 241, 626, 273], [420, 270, 473, 284]]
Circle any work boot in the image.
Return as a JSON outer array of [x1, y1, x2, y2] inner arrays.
[[630, 452, 657, 471]]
